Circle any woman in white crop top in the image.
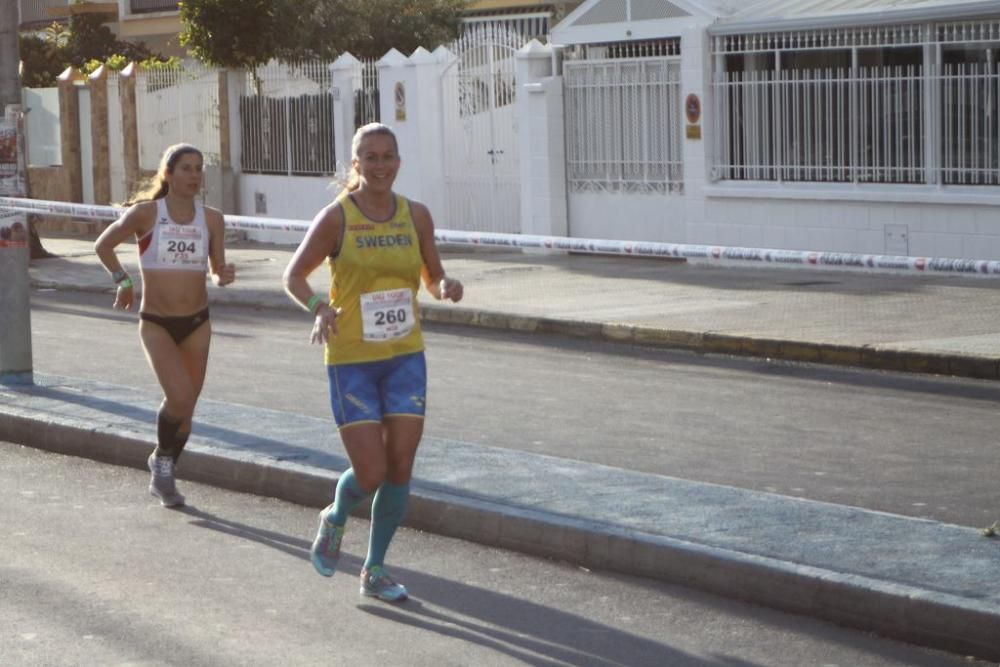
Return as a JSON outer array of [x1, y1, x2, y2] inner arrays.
[[95, 143, 235, 507]]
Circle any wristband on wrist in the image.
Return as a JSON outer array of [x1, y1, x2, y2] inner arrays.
[[306, 294, 325, 314], [117, 277, 133, 289], [111, 269, 129, 284]]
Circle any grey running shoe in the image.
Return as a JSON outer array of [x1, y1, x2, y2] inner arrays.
[[310, 508, 345, 577], [147, 453, 185, 508], [360, 566, 408, 602]]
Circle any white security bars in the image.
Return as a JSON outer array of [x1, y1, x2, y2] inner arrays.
[[18, 0, 65, 25], [239, 60, 337, 176], [941, 60, 999, 186], [714, 65, 925, 183], [462, 11, 551, 42], [356, 58, 381, 129], [441, 24, 526, 233], [712, 19, 1000, 187], [564, 39, 683, 194]]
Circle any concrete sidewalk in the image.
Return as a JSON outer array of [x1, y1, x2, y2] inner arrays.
[[3, 233, 999, 661], [28, 234, 1000, 380]]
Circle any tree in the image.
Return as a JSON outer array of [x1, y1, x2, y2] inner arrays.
[[336, 0, 466, 59], [180, 0, 467, 65], [62, 11, 153, 65], [20, 11, 159, 88], [178, 0, 290, 79]]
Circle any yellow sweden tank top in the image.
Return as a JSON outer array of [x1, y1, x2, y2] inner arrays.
[[325, 192, 425, 365]]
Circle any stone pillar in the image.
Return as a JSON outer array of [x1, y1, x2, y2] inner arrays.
[[223, 69, 246, 214], [119, 63, 140, 198], [57, 67, 83, 203], [88, 65, 111, 205], [516, 40, 567, 238], [377, 47, 451, 220], [217, 68, 240, 218], [330, 52, 363, 171]]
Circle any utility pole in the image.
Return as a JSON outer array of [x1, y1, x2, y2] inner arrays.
[[0, 0, 33, 384]]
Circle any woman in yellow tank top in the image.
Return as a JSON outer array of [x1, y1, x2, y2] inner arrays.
[[283, 123, 463, 602]]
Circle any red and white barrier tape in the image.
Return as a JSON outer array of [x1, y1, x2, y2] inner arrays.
[[3, 196, 999, 276]]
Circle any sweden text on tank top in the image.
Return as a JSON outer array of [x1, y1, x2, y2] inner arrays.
[[137, 198, 209, 272], [325, 193, 425, 366]]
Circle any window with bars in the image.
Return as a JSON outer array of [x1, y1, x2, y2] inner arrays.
[[564, 39, 684, 194], [712, 20, 1000, 187], [130, 0, 179, 14], [239, 62, 338, 176]]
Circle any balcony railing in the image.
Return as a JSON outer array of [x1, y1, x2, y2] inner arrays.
[[18, 0, 68, 26], [130, 0, 179, 14]]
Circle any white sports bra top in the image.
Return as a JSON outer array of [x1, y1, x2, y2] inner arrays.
[[138, 198, 209, 272]]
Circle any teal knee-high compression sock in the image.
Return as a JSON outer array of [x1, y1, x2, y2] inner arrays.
[[364, 481, 410, 570], [328, 469, 370, 526]]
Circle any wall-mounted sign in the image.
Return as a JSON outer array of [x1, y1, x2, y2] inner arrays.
[[394, 82, 406, 121], [686, 124, 702, 140], [685, 93, 701, 124], [0, 109, 28, 249]]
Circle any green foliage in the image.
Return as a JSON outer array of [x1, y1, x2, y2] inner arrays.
[[63, 12, 153, 65], [80, 55, 182, 77], [21, 12, 170, 87], [339, 0, 466, 59], [19, 35, 64, 88], [180, 0, 467, 65], [178, 0, 288, 71]]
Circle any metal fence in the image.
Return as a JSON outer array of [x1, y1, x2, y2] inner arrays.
[[714, 62, 999, 186], [135, 62, 221, 170], [462, 12, 550, 42], [356, 59, 380, 129], [712, 19, 1000, 187], [129, 0, 179, 13], [714, 66, 925, 184], [240, 60, 336, 176], [940, 61, 999, 186], [18, 0, 64, 25], [564, 55, 683, 194]]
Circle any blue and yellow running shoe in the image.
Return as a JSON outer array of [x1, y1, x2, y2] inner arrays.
[[360, 566, 408, 602]]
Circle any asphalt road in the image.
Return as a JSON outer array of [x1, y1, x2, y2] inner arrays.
[[3, 442, 992, 667], [28, 288, 1000, 528]]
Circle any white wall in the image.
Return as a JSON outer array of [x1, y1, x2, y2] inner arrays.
[[551, 20, 1000, 260], [22, 88, 60, 167], [696, 193, 1000, 260], [236, 173, 337, 244], [568, 193, 688, 241]]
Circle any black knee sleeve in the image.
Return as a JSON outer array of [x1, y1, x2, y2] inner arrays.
[[173, 430, 191, 463], [155, 408, 184, 460]]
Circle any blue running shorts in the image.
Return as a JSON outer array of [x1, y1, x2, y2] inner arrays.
[[327, 351, 427, 428]]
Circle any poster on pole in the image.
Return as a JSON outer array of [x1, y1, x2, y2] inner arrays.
[[0, 107, 28, 249]]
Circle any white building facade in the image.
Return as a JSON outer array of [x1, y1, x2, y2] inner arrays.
[[547, 0, 1000, 259]]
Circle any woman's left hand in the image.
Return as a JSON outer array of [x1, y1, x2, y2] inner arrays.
[[213, 263, 236, 287], [310, 304, 340, 345], [440, 277, 463, 303]]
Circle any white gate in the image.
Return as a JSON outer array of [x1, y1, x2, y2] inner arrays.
[[441, 25, 526, 233], [135, 61, 223, 208], [135, 61, 222, 170]]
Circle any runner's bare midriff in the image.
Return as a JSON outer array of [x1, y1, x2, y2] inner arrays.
[[140, 270, 209, 316]]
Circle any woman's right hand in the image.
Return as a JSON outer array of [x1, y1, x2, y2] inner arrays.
[[310, 304, 341, 345], [113, 284, 135, 311]]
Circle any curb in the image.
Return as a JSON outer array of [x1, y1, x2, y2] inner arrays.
[[420, 306, 1000, 381], [1, 407, 999, 662]]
